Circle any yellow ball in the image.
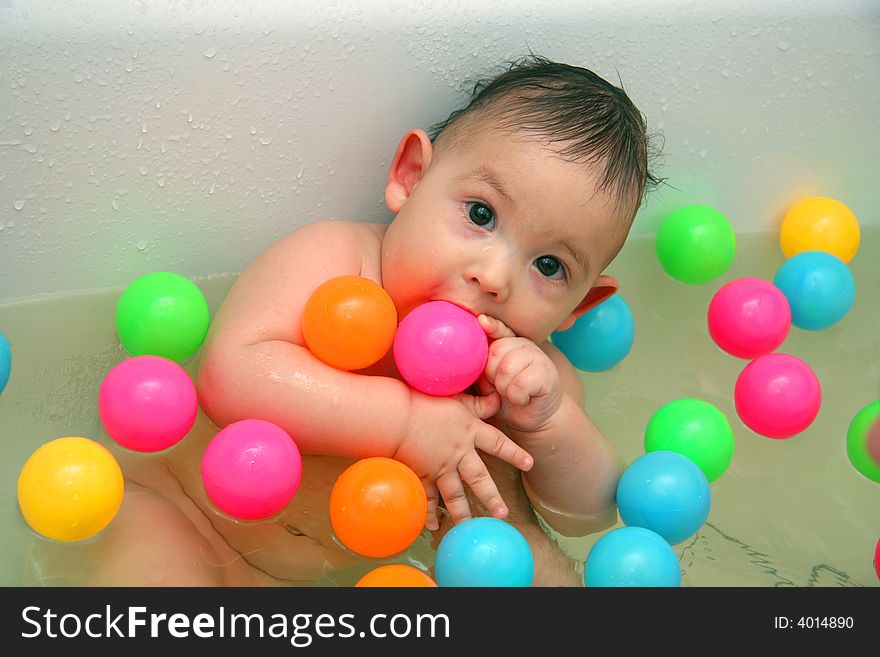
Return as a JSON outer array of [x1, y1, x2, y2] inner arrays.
[[17, 437, 124, 542], [780, 196, 860, 263]]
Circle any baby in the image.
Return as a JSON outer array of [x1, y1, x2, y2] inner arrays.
[[26, 55, 657, 587]]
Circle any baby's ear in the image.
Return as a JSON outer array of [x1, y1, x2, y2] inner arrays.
[[555, 275, 619, 332], [385, 129, 434, 213]]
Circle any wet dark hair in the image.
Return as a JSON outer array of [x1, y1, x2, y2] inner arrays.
[[428, 54, 663, 219]]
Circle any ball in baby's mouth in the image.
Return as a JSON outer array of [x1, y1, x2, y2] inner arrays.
[[393, 300, 488, 396]]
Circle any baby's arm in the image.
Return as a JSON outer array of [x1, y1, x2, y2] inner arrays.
[[198, 222, 407, 456], [197, 221, 531, 528], [517, 344, 622, 536], [479, 316, 622, 537]]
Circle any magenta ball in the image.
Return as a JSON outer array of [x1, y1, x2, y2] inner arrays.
[[734, 353, 821, 439], [393, 300, 488, 396], [98, 355, 198, 452], [708, 277, 791, 359], [201, 419, 303, 520]]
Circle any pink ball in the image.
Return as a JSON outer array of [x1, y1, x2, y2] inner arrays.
[[98, 355, 198, 452], [708, 277, 791, 359], [734, 353, 821, 439], [393, 300, 488, 396], [201, 419, 302, 520]]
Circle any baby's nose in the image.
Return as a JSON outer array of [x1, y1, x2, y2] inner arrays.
[[466, 257, 510, 302]]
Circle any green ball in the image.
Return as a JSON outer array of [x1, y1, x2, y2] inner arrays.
[[644, 398, 734, 482], [655, 204, 737, 284], [115, 272, 211, 363], [846, 400, 880, 484]]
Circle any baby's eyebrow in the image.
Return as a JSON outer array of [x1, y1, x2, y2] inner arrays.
[[559, 239, 591, 276], [458, 166, 514, 205]]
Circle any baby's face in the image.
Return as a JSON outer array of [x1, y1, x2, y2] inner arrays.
[[381, 128, 626, 344]]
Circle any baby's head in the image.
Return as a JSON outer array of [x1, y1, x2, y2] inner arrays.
[[382, 55, 659, 344]]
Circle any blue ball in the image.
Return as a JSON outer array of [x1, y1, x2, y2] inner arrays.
[[551, 294, 634, 372], [585, 526, 681, 587], [773, 250, 855, 330], [616, 450, 711, 545], [434, 517, 534, 587], [0, 332, 11, 395]]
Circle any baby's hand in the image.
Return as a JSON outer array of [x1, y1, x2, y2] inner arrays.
[[478, 314, 564, 434], [394, 390, 533, 530]]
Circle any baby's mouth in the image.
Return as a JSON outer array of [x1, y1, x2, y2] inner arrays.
[[427, 297, 481, 318]]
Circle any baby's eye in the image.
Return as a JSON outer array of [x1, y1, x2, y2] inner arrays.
[[466, 201, 496, 229], [534, 255, 565, 280]]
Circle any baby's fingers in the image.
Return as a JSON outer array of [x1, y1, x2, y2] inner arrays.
[[436, 471, 473, 525], [476, 426, 533, 472], [422, 479, 441, 531], [478, 314, 517, 340], [458, 451, 508, 521], [456, 389, 501, 420]]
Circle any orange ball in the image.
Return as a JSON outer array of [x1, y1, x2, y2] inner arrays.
[[780, 196, 860, 263], [329, 457, 427, 558], [355, 564, 438, 587], [302, 276, 397, 371]]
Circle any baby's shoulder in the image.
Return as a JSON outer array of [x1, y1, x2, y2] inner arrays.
[[265, 219, 386, 274], [289, 219, 386, 251]]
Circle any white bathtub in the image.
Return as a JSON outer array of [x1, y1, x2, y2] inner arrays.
[[1, 0, 878, 589], [1, 0, 877, 300]]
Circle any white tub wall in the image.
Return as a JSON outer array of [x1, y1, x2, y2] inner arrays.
[[1, 0, 877, 300]]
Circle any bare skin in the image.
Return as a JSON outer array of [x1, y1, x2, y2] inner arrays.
[[197, 129, 625, 531], [25, 126, 629, 587]]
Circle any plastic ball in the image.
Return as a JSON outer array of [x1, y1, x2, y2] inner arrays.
[[734, 353, 821, 439], [201, 419, 303, 520], [98, 355, 198, 452], [616, 450, 711, 545], [302, 276, 398, 371], [0, 331, 11, 395], [780, 196, 860, 263], [355, 564, 438, 587], [17, 436, 124, 542], [655, 205, 737, 285], [434, 517, 534, 587], [707, 277, 791, 359], [551, 294, 634, 372], [867, 413, 880, 466], [773, 251, 855, 331], [116, 272, 211, 363], [393, 300, 488, 396], [584, 526, 681, 587], [644, 398, 735, 482], [846, 400, 880, 484], [329, 457, 427, 558], [874, 537, 880, 583]]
